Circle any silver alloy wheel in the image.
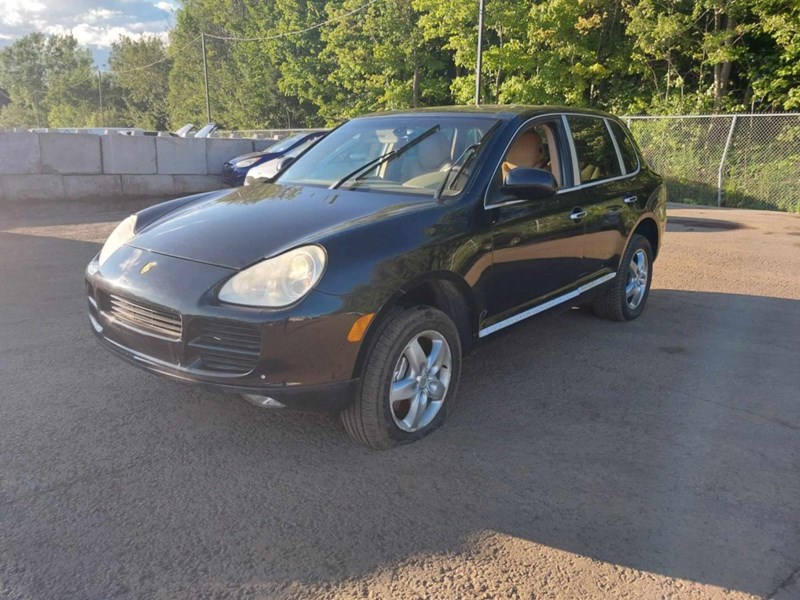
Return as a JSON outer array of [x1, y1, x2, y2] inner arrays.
[[626, 248, 649, 309], [389, 330, 452, 433]]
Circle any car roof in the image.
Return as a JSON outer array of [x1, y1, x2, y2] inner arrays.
[[359, 105, 618, 122]]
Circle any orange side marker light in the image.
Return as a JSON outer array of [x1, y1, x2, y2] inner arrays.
[[347, 313, 375, 342]]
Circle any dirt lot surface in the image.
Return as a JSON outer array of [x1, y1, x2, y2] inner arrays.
[[1, 201, 799, 599]]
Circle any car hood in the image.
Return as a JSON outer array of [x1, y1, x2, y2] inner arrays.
[[226, 150, 269, 164], [127, 184, 426, 269]]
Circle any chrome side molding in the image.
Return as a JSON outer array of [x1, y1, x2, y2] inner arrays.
[[478, 272, 617, 338]]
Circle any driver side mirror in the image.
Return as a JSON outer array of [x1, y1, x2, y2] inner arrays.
[[502, 167, 557, 200], [268, 155, 297, 182], [275, 155, 296, 173]]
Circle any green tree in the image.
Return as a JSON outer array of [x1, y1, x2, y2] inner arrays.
[[232, 0, 325, 128], [415, 0, 637, 109], [626, 0, 696, 108], [167, 0, 243, 128], [315, 0, 451, 122], [109, 36, 172, 130], [0, 32, 99, 128], [130, 0, 800, 127], [751, 0, 800, 110]]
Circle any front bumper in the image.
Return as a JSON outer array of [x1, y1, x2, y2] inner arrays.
[[86, 246, 363, 412]]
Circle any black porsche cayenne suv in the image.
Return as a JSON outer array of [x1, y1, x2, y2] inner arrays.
[[86, 106, 666, 449]]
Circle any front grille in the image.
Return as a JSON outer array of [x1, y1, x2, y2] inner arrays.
[[104, 293, 182, 341], [187, 320, 262, 374]]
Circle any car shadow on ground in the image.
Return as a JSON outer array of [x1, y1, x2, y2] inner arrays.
[[667, 216, 745, 232], [1, 230, 798, 599]]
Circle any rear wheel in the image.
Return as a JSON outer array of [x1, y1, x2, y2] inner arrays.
[[592, 234, 653, 321], [341, 306, 462, 450]]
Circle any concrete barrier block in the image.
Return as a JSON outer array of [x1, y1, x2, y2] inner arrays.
[[0, 132, 41, 174], [174, 175, 223, 195], [206, 139, 255, 174], [253, 140, 277, 152], [40, 133, 101, 174], [102, 135, 156, 174], [63, 175, 122, 200], [156, 137, 207, 175], [0, 174, 64, 202], [121, 175, 176, 196]]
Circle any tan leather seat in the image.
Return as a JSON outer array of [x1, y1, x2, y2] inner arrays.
[[418, 133, 451, 170], [580, 164, 602, 181], [502, 131, 545, 179], [400, 132, 452, 182]]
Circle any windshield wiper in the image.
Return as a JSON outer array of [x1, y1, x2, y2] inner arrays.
[[434, 121, 501, 200], [330, 124, 441, 190]]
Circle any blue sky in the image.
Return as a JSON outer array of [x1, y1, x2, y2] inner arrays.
[[0, 0, 178, 67]]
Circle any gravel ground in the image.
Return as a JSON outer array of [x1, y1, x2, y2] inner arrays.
[[1, 201, 798, 599]]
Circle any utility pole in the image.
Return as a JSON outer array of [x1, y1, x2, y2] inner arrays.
[[97, 70, 103, 125], [200, 32, 211, 122], [32, 91, 41, 128], [475, 0, 485, 106]]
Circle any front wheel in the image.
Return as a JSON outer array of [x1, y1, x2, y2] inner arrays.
[[341, 306, 462, 449], [592, 234, 653, 321]]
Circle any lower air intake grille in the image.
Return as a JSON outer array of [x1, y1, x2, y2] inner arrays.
[[188, 321, 262, 374], [104, 293, 182, 340]]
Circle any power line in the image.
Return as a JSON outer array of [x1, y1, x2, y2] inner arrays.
[[110, 35, 200, 76], [202, 0, 382, 42]]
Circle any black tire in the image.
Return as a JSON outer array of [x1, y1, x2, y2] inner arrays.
[[592, 234, 653, 321], [341, 306, 462, 450]]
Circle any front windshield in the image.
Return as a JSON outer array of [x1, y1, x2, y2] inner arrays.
[[276, 116, 499, 197], [268, 133, 308, 153]]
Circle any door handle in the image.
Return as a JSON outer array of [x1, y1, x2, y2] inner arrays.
[[623, 194, 638, 204], [570, 209, 587, 222]]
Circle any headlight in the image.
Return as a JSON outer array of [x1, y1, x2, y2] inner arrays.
[[244, 166, 272, 186], [98, 215, 137, 266], [234, 157, 260, 168], [219, 245, 326, 307]]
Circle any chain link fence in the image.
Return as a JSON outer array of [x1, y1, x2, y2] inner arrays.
[[624, 114, 800, 213]]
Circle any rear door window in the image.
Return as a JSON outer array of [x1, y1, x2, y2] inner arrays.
[[608, 120, 640, 174], [567, 116, 623, 184]]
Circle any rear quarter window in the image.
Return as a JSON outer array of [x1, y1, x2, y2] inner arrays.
[[609, 120, 641, 174]]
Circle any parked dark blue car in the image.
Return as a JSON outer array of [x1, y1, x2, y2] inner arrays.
[[221, 131, 326, 186]]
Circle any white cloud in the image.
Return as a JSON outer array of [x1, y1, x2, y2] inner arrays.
[[0, 1, 173, 60], [1, 0, 47, 27], [45, 22, 166, 48], [154, 1, 175, 13], [79, 8, 122, 25]]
